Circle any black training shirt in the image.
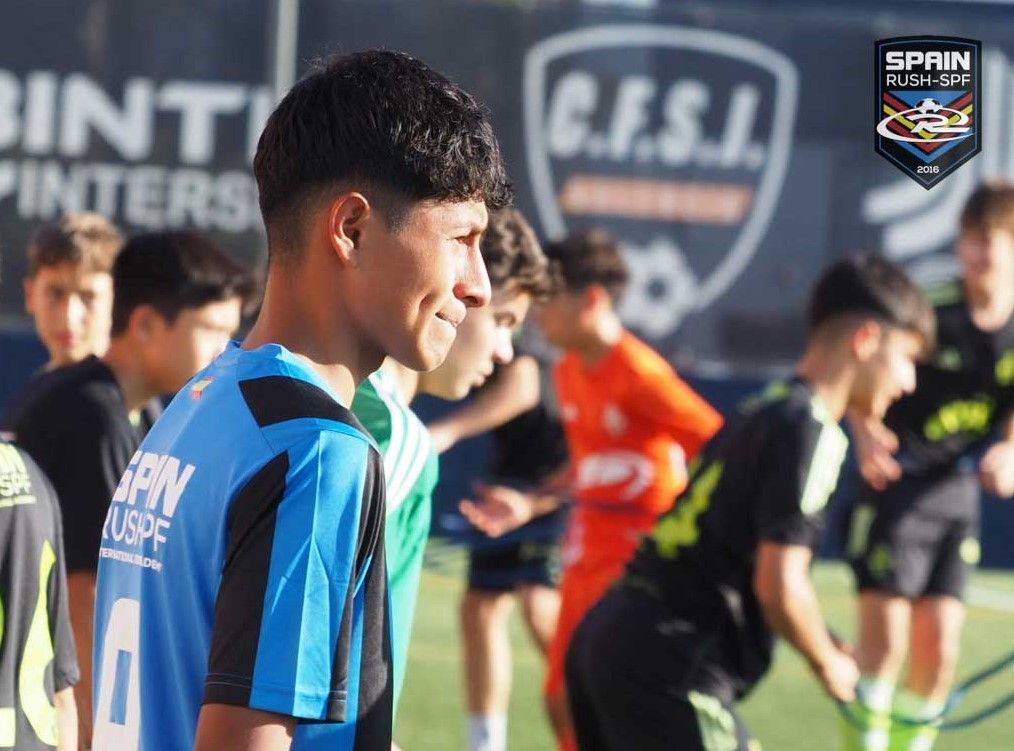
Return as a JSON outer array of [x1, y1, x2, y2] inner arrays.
[[624, 379, 849, 699], [4, 357, 161, 572]]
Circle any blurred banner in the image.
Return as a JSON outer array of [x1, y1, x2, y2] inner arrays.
[[3, 0, 1014, 375]]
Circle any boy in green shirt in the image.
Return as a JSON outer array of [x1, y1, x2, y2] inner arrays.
[[352, 207, 556, 726]]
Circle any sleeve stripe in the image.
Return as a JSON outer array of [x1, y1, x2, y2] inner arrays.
[[372, 372, 431, 514], [205, 452, 289, 709], [799, 406, 849, 516]]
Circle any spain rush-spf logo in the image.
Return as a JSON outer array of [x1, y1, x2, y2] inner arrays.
[[875, 36, 981, 190]]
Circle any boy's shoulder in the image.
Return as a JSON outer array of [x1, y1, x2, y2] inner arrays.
[[736, 379, 831, 441], [9, 357, 123, 433], [612, 331, 677, 382]]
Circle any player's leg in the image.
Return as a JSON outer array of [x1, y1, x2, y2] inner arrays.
[[461, 546, 520, 751], [891, 515, 975, 751], [848, 592, 911, 750], [544, 567, 583, 751], [566, 587, 754, 751], [518, 582, 559, 657], [515, 535, 562, 657], [847, 498, 929, 751]]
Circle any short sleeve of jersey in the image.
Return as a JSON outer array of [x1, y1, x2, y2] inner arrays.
[[755, 410, 847, 549], [626, 365, 723, 459], [204, 428, 384, 722]]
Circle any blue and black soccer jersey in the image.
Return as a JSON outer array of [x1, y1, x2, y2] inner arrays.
[[92, 342, 391, 751]]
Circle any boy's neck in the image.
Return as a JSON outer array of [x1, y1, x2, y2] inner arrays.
[[381, 359, 421, 404], [102, 340, 158, 414], [964, 277, 1014, 331], [573, 312, 624, 367], [243, 270, 377, 406], [795, 344, 853, 422]]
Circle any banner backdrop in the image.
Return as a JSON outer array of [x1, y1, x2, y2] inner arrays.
[[3, 0, 1014, 373], [1, 1, 1013, 564]]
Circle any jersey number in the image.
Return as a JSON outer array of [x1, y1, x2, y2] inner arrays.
[[0, 541, 60, 747], [93, 598, 141, 749]]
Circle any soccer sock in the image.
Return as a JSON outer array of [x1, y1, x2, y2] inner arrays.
[[840, 676, 894, 751], [468, 713, 507, 751], [888, 690, 943, 751]]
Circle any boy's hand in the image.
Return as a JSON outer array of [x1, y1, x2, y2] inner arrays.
[[459, 483, 534, 537], [980, 440, 1014, 498], [848, 412, 901, 491], [813, 647, 860, 703]]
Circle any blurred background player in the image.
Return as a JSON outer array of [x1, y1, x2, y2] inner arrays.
[[845, 183, 1014, 751], [565, 255, 934, 751], [5, 231, 250, 749], [21, 213, 123, 371], [443, 342, 568, 751], [351, 207, 555, 751], [0, 268, 79, 751], [461, 229, 723, 751]]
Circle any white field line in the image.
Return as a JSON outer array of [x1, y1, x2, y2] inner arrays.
[[968, 585, 1014, 613]]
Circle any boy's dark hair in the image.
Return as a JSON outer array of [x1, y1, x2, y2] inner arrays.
[[28, 212, 123, 277], [543, 229, 629, 303], [253, 50, 513, 257], [481, 209, 555, 301], [959, 181, 1014, 234], [808, 255, 935, 354], [110, 232, 255, 336]]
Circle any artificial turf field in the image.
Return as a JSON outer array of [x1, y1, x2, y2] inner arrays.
[[396, 553, 1014, 750]]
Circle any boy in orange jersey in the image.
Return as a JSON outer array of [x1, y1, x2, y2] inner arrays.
[[461, 229, 722, 751]]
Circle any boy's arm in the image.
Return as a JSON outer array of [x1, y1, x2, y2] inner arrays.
[[979, 410, 1014, 498], [845, 409, 901, 491], [54, 687, 77, 751], [427, 356, 541, 454], [630, 367, 722, 459], [195, 705, 294, 751], [753, 412, 854, 699], [459, 483, 562, 538], [754, 543, 858, 701]]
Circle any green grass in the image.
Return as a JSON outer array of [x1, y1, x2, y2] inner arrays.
[[396, 552, 1014, 750]]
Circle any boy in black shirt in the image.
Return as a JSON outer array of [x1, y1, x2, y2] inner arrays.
[[5, 231, 252, 748], [846, 183, 1014, 751], [565, 256, 934, 751], [0, 269, 79, 750]]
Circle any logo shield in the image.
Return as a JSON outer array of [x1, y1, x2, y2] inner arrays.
[[523, 25, 798, 342], [875, 36, 981, 190]]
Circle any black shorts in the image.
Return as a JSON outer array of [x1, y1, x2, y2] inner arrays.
[[565, 586, 756, 751], [467, 506, 567, 592], [848, 472, 980, 600]]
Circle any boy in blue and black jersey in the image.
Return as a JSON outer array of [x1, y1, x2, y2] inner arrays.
[[92, 50, 511, 751]]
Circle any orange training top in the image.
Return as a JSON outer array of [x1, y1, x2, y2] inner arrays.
[[554, 331, 723, 570]]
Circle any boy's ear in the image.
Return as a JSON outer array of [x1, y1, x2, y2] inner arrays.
[[327, 192, 371, 267], [127, 304, 168, 343], [584, 284, 611, 311], [22, 277, 36, 314], [850, 319, 883, 362]]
